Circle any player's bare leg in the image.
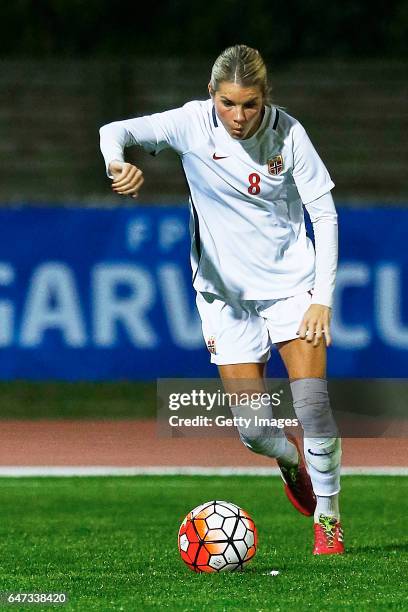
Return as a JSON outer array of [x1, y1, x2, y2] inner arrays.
[[218, 362, 316, 516], [277, 338, 344, 554], [218, 362, 266, 388], [276, 336, 327, 380]]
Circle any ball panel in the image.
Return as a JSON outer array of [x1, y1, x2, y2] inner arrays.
[[187, 541, 200, 563], [245, 545, 256, 561], [185, 520, 200, 543], [233, 539, 248, 559], [204, 528, 228, 542], [224, 544, 240, 564], [179, 533, 189, 552], [194, 518, 208, 539], [241, 517, 256, 531], [205, 541, 228, 555], [208, 554, 227, 570], [196, 544, 210, 566], [214, 502, 239, 517], [244, 529, 255, 548], [233, 518, 247, 540], [222, 516, 238, 537], [194, 505, 216, 520], [216, 500, 240, 511], [206, 513, 224, 529]]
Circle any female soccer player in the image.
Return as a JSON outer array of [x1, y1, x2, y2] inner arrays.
[[99, 44, 344, 555]]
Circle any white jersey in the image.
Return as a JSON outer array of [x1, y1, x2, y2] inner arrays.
[[100, 99, 336, 303]]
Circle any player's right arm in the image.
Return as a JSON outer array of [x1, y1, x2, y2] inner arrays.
[[99, 105, 195, 198]]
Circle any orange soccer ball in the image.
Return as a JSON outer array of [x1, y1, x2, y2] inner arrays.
[[178, 500, 258, 573]]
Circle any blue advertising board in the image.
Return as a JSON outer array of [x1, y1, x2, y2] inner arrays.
[[0, 206, 406, 379]]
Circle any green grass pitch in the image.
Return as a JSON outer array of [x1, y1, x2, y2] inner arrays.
[[0, 476, 406, 611]]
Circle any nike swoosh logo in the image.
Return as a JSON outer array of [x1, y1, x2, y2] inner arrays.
[[212, 153, 228, 160], [307, 449, 334, 456]]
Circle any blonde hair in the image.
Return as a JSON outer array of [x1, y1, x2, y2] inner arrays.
[[209, 44, 271, 103]]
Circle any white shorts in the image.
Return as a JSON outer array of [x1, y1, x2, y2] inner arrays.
[[196, 291, 313, 365]]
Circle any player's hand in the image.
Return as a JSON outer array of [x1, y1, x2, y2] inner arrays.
[[109, 160, 144, 199], [297, 304, 332, 347]]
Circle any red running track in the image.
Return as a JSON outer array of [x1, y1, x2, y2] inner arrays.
[[0, 420, 406, 467]]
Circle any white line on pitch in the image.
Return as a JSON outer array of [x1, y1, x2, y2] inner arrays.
[[0, 466, 406, 476]]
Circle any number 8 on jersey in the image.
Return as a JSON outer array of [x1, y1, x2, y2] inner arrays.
[[248, 173, 261, 195]]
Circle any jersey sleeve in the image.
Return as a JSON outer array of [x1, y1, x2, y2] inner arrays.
[[291, 121, 335, 204], [99, 103, 196, 176], [304, 191, 338, 307]]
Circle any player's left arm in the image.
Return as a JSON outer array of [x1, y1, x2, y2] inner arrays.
[[298, 191, 338, 347], [291, 122, 337, 347]]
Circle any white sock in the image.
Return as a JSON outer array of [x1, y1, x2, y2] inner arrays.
[[314, 494, 340, 522], [231, 402, 298, 468], [304, 437, 342, 497], [276, 439, 299, 468]]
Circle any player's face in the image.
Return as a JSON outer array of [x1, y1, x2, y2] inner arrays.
[[210, 81, 264, 140]]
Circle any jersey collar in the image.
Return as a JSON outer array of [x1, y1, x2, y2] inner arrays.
[[212, 105, 218, 128]]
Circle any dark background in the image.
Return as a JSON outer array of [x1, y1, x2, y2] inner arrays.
[[2, 0, 408, 59], [0, 1, 407, 204]]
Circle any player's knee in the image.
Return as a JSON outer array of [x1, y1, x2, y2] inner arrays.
[[239, 425, 282, 457], [304, 437, 342, 473]]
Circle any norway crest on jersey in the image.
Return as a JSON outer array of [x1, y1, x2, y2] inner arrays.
[[267, 154, 284, 176]]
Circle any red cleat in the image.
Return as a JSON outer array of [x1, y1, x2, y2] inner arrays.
[[278, 433, 316, 517], [313, 514, 345, 555]]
